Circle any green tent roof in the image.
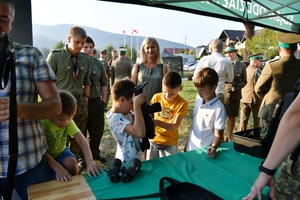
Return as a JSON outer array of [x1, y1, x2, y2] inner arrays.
[[98, 0, 300, 33]]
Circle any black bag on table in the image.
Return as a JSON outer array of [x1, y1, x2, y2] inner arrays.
[[103, 177, 223, 200]]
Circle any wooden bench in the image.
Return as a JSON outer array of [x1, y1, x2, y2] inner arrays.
[[27, 175, 95, 200]]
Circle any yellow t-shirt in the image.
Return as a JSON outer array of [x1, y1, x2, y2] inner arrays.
[[150, 93, 188, 146]]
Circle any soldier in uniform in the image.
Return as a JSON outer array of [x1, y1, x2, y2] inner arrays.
[[99, 49, 111, 109], [81, 37, 107, 168], [243, 79, 300, 200], [239, 53, 263, 131], [47, 26, 91, 164], [111, 47, 132, 84], [108, 49, 118, 85], [255, 33, 300, 130], [223, 46, 247, 141]]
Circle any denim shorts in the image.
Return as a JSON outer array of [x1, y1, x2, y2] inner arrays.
[[49, 147, 76, 180]]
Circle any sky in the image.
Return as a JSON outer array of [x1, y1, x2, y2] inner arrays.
[[31, 0, 246, 48]]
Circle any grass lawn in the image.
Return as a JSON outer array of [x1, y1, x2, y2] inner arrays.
[[97, 71, 252, 170]]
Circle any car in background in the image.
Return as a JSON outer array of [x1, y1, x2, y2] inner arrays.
[[187, 61, 198, 71], [183, 61, 197, 71]]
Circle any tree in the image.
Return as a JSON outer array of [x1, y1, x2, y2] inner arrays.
[[54, 39, 65, 50], [106, 44, 115, 62], [178, 49, 185, 54], [40, 47, 50, 58], [246, 28, 281, 60], [243, 23, 255, 62]]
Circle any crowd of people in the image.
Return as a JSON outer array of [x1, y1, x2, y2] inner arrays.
[[1, 1, 300, 199]]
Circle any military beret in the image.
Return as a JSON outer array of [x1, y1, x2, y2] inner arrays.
[[100, 49, 107, 54], [277, 33, 300, 49], [248, 53, 263, 61], [224, 46, 238, 53], [118, 47, 127, 53]]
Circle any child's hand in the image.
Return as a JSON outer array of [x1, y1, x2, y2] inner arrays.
[[133, 93, 147, 107], [85, 160, 101, 177], [207, 147, 217, 158], [55, 166, 72, 182]]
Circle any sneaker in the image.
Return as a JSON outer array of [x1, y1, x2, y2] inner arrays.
[[93, 154, 107, 163]]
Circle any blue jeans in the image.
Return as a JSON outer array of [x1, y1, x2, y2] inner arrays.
[[0, 154, 50, 200]]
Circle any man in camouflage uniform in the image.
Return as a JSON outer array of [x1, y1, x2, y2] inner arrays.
[[47, 26, 91, 160], [99, 49, 111, 109]]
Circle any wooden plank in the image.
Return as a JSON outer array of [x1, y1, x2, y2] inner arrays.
[[28, 175, 95, 200]]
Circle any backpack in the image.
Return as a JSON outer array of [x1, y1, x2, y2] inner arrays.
[[264, 75, 300, 159], [102, 177, 223, 200]]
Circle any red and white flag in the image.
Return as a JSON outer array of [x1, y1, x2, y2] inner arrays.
[[132, 30, 138, 35], [122, 30, 126, 34]]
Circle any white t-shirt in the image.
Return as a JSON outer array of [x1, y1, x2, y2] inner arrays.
[[107, 111, 142, 164], [186, 95, 226, 151]]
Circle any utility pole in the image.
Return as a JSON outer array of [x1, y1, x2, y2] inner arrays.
[[182, 34, 186, 53]]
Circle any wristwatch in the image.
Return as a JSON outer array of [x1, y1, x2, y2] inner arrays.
[[259, 162, 276, 176]]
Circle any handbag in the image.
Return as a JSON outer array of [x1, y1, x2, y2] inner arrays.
[[102, 177, 223, 200]]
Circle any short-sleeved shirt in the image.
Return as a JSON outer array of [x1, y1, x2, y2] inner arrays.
[[41, 118, 80, 159], [186, 95, 226, 151], [47, 45, 91, 96], [89, 57, 107, 98], [150, 93, 188, 146], [0, 43, 57, 177], [107, 111, 141, 164]]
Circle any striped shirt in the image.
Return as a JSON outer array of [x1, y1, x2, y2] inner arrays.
[[0, 42, 57, 177]]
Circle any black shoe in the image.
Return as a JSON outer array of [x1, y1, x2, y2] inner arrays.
[[93, 154, 107, 163]]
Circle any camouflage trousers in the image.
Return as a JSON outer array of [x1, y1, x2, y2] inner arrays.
[[273, 155, 300, 200], [66, 96, 88, 160]]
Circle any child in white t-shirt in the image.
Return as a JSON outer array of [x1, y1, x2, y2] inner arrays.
[[107, 80, 147, 164], [185, 68, 226, 158]]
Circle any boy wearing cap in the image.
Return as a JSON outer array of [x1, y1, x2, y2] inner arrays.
[[239, 53, 263, 131], [111, 47, 132, 85], [223, 46, 247, 141], [255, 33, 300, 129]]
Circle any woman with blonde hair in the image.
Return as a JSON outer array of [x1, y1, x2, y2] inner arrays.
[[131, 37, 168, 102]]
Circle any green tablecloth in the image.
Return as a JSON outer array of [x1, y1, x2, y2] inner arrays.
[[85, 142, 269, 200]]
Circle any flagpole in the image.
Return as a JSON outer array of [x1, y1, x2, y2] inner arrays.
[[131, 29, 133, 60], [136, 30, 138, 59], [123, 27, 126, 47]]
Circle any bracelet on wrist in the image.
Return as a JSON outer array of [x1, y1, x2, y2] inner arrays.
[[258, 161, 276, 176]]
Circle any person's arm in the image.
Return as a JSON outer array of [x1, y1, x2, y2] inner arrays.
[[154, 115, 184, 131], [74, 132, 101, 177], [17, 81, 61, 119], [45, 153, 72, 182], [255, 63, 272, 99], [193, 59, 203, 79], [101, 86, 107, 103], [124, 93, 147, 138], [131, 63, 139, 85], [243, 93, 300, 200], [162, 64, 168, 77], [83, 85, 90, 102], [207, 129, 224, 158]]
